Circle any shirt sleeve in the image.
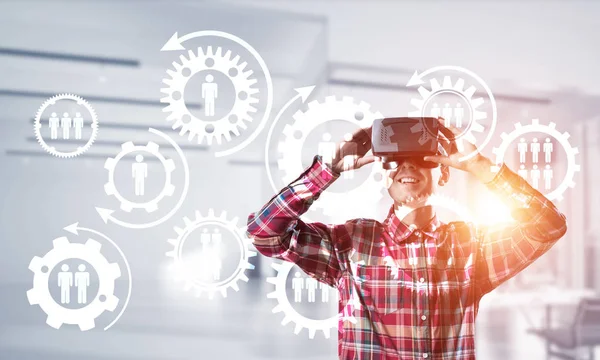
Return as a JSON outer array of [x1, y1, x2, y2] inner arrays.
[[246, 156, 343, 287], [473, 163, 568, 296]]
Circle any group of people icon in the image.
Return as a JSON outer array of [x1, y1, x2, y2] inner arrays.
[[318, 132, 359, 179], [202, 74, 218, 117], [429, 103, 466, 128], [199, 228, 224, 281], [516, 137, 554, 190], [48, 112, 86, 140], [291, 272, 331, 303], [57, 264, 91, 305]]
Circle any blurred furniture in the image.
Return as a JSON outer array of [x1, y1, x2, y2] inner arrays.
[[528, 297, 600, 360]]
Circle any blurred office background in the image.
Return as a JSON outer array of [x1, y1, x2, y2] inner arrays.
[[1, 1, 600, 359]]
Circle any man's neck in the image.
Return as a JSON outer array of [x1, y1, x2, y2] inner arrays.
[[393, 203, 435, 230]]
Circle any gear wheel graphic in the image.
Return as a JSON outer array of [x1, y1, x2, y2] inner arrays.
[[383, 194, 474, 279], [278, 96, 385, 217], [104, 141, 176, 212], [27, 237, 121, 330], [492, 118, 580, 201], [33, 93, 99, 158], [408, 76, 488, 156], [267, 261, 359, 339], [160, 46, 259, 145], [165, 209, 256, 299]]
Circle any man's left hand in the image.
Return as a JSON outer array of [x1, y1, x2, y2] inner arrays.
[[423, 118, 497, 183]]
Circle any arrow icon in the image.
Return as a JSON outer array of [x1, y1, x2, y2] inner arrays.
[[95, 208, 115, 224], [160, 32, 185, 52], [406, 70, 425, 87]]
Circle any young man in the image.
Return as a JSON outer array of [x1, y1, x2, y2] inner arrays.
[[247, 120, 567, 360]]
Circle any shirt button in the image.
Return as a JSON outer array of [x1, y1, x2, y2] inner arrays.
[[421, 315, 427, 321], [419, 277, 425, 283], [423, 354, 428, 358]]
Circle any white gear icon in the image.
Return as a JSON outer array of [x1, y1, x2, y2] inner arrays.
[[104, 141, 176, 212], [160, 46, 259, 145], [165, 209, 256, 299], [492, 118, 580, 201], [33, 93, 99, 158], [27, 237, 121, 331], [278, 96, 385, 217], [267, 261, 359, 339], [408, 76, 487, 155], [383, 194, 474, 279]]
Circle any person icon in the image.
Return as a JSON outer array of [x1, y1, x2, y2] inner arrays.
[[48, 112, 60, 139], [453, 103, 464, 128], [518, 164, 528, 180], [306, 277, 318, 303], [319, 282, 329, 303], [132, 155, 148, 196], [74, 264, 90, 304], [442, 103, 453, 127], [430, 103, 441, 119], [530, 138, 541, 163], [57, 264, 73, 304], [211, 228, 223, 281], [340, 133, 358, 179], [530, 164, 541, 189], [544, 138, 553, 163], [201, 74, 218, 117], [292, 272, 304, 303], [517, 138, 528, 163], [60, 112, 72, 139], [318, 133, 337, 170], [200, 228, 212, 280], [543, 164, 553, 190], [73, 112, 84, 140]]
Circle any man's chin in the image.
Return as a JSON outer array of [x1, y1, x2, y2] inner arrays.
[[397, 190, 433, 207]]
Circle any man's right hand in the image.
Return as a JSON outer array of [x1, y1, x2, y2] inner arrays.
[[329, 126, 379, 174]]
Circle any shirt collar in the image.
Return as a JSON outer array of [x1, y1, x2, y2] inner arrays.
[[384, 206, 441, 243]]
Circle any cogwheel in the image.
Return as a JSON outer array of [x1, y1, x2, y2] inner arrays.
[[492, 118, 580, 201], [165, 209, 256, 299], [27, 237, 121, 330], [33, 93, 99, 158], [267, 260, 359, 339], [408, 76, 489, 159], [104, 141, 176, 213], [277, 96, 385, 217], [160, 46, 259, 145], [383, 194, 473, 279]]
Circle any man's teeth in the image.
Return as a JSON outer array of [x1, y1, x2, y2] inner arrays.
[[400, 177, 419, 184]]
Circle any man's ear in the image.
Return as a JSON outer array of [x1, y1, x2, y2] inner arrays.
[[438, 165, 450, 186]]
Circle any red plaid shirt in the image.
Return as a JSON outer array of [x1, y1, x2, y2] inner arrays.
[[247, 156, 567, 360]]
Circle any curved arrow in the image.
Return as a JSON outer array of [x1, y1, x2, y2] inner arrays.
[[161, 30, 273, 158], [264, 86, 315, 194], [96, 128, 190, 229], [63, 222, 132, 331]]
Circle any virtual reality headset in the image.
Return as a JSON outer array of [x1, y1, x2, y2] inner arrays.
[[371, 117, 447, 170]]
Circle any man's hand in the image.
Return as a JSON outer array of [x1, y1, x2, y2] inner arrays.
[[330, 126, 378, 175], [423, 119, 497, 183]]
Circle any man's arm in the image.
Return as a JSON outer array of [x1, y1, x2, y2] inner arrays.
[[247, 155, 343, 287], [473, 163, 567, 296]]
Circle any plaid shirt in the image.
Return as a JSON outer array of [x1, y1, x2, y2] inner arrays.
[[247, 156, 567, 360]]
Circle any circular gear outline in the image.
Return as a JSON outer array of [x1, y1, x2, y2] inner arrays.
[[27, 237, 121, 331], [33, 93, 99, 158], [161, 46, 259, 145], [277, 96, 385, 218], [267, 260, 360, 339], [408, 75, 497, 162], [165, 209, 256, 299], [382, 194, 474, 279], [104, 141, 176, 213], [492, 118, 580, 201]]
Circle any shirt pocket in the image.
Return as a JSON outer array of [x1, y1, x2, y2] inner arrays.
[[354, 264, 404, 316]]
